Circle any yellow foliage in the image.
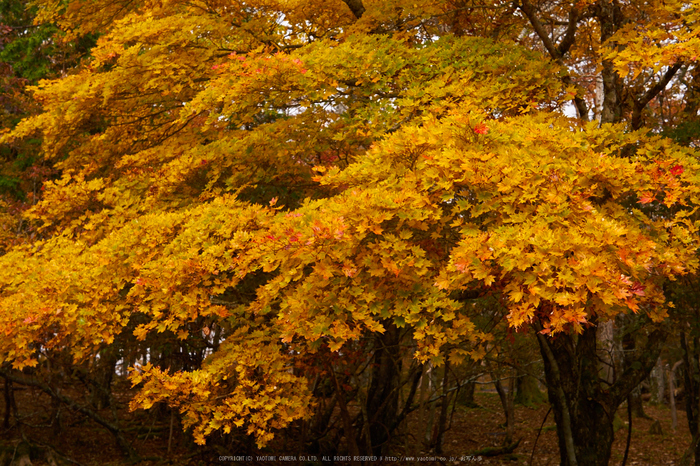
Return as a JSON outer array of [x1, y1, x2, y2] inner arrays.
[[0, 0, 699, 448]]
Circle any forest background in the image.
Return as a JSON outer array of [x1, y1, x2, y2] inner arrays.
[[1, 0, 700, 465]]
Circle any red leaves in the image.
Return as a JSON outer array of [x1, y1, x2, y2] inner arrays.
[[670, 164, 684, 176], [630, 283, 646, 297], [474, 123, 489, 135], [292, 58, 308, 74], [637, 161, 686, 206]]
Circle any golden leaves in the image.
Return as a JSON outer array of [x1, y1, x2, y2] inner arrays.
[[130, 327, 313, 445], [400, 111, 700, 334], [2, 0, 700, 450]]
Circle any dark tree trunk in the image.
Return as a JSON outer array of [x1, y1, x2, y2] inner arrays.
[[681, 330, 700, 466], [538, 326, 612, 466], [3, 377, 16, 429], [682, 331, 700, 436], [628, 387, 648, 419], [433, 355, 451, 454], [329, 363, 360, 457], [457, 379, 478, 408], [622, 319, 650, 419], [90, 347, 120, 411], [515, 373, 545, 407], [365, 324, 401, 456], [537, 321, 664, 466]]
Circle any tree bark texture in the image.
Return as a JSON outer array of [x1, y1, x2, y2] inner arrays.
[[537, 322, 664, 466]]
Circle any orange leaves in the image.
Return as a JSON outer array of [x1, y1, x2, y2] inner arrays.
[[433, 276, 452, 290], [633, 155, 696, 208], [605, 1, 700, 81], [341, 263, 358, 277], [507, 302, 535, 328]]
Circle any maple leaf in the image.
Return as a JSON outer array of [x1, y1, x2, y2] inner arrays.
[[630, 282, 646, 296], [474, 123, 489, 135], [638, 192, 655, 204], [670, 164, 684, 176]]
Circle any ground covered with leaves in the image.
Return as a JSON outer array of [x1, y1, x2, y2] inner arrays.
[[440, 392, 691, 466], [0, 383, 692, 465]]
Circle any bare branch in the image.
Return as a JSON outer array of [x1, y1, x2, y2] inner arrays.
[[631, 64, 682, 129], [519, 0, 560, 59], [557, 7, 580, 57], [518, 0, 589, 120], [0, 368, 136, 459]]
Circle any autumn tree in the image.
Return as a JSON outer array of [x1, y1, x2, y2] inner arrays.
[[0, 0, 699, 463], [512, 0, 700, 463]]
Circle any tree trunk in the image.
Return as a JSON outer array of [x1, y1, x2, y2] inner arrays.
[[492, 366, 516, 444], [433, 355, 451, 454], [365, 324, 401, 456], [537, 321, 664, 466], [538, 327, 609, 466], [622, 317, 650, 419], [515, 373, 545, 407], [417, 362, 431, 447], [596, 0, 625, 125], [457, 379, 478, 407], [650, 357, 665, 405], [681, 330, 700, 466], [90, 347, 119, 411], [3, 377, 16, 429], [629, 385, 648, 419], [329, 364, 360, 457], [596, 321, 615, 386], [671, 361, 683, 431]]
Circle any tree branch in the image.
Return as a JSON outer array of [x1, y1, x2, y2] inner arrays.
[[557, 7, 580, 58], [518, 0, 560, 59], [518, 0, 589, 120], [342, 0, 366, 19], [631, 64, 682, 129], [609, 327, 666, 406], [0, 368, 136, 459]]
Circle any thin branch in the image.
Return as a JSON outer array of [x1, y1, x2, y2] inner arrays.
[[529, 406, 551, 466], [641, 64, 682, 108], [519, 0, 560, 59], [0, 368, 136, 459]]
